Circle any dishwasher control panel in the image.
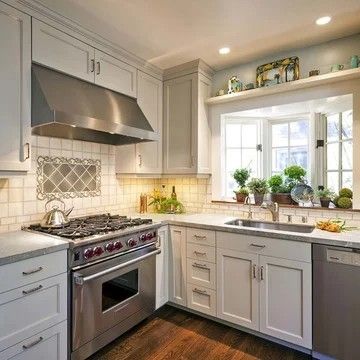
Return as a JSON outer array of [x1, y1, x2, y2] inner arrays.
[[327, 248, 360, 266]]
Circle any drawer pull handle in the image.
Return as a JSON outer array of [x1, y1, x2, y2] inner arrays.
[[22, 336, 43, 350], [194, 235, 207, 239], [252, 264, 257, 279], [329, 256, 340, 261], [194, 251, 206, 256], [22, 284, 43, 295], [260, 266, 264, 280], [192, 262, 209, 270], [250, 243, 266, 249], [22, 266, 43, 275], [193, 288, 207, 295]]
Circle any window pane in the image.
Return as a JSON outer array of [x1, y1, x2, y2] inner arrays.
[[226, 124, 241, 147], [226, 149, 241, 173], [242, 149, 258, 176], [289, 146, 308, 169], [327, 143, 339, 170], [272, 123, 288, 147], [342, 110, 353, 139], [226, 172, 237, 197], [290, 120, 308, 146], [342, 141, 352, 170], [272, 148, 288, 172], [242, 124, 257, 147], [342, 172, 352, 189], [327, 114, 339, 142], [327, 172, 339, 192]]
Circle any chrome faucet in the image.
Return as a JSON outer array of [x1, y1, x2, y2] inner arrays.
[[244, 196, 253, 219], [261, 201, 279, 222]]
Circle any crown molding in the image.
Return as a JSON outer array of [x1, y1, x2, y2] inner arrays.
[[163, 59, 215, 81], [3, 0, 163, 79]]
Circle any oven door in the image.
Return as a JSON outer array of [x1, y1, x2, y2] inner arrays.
[[72, 244, 159, 351]]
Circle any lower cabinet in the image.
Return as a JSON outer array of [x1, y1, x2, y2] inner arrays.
[[168, 226, 187, 306], [0, 321, 67, 360], [156, 226, 169, 309], [187, 284, 216, 316]]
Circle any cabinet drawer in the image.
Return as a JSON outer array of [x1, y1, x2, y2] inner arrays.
[[0, 273, 67, 351], [216, 232, 311, 263], [187, 228, 215, 246], [187, 243, 215, 263], [0, 250, 67, 294], [187, 258, 215, 289], [187, 284, 216, 316], [0, 321, 67, 360]]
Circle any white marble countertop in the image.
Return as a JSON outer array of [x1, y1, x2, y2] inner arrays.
[[139, 213, 360, 249], [0, 230, 69, 266]]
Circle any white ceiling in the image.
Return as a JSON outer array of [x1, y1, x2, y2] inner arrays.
[[36, 0, 360, 70]]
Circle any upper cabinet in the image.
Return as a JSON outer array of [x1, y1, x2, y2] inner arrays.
[[0, 2, 31, 172], [32, 19, 137, 98], [115, 70, 163, 174], [163, 60, 213, 174]]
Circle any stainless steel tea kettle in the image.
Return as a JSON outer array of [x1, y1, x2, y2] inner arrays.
[[40, 198, 73, 228]]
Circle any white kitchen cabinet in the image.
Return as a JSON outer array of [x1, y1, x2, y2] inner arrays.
[[32, 19, 95, 82], [187, 258, 216, 289], [217, 248, 259, 330], [156, 226, 169, 309], [163, 70, 212, 175], [187, 284, 216, 316], [94, 50, 137, 97], [168, 226, 187, 306], [0, 2, 31, 172], [0, 321, 67, 360], [259, 256, 312, 348], [116, 71, 163, 174]]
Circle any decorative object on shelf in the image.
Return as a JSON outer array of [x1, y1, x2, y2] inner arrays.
[[316, 219, 356, 233], [309, 69, 320, 77], [256, 56, 299, 88], [232, 168, 251, 203], [330, 64, 344, 72], [268, 174, 293, 205], [228, 76, 242, 94], [139, 193, 147, 213], [247, 177, 268, 205], [290, 183, 314, 206], [350, 55, 359, 69], [216, 89, 225, 96], [244, 82, 255, 90], [333, 188, 353, 209], [37, 156, 101, 200], [148, 188, 185, 214], [315, 188, 335, 208]]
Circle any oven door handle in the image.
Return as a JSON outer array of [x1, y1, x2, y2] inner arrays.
[[74, 248, 161, 285]]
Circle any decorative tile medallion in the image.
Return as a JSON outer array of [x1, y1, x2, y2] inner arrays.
[[37, 156, 101, 200]]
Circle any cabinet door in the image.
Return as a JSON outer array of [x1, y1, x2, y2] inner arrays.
[[115, 144, 136, 173], [163, 74, 197, 174], [259, 256, 312, 348], [156, 226, 169, 309], [95, 50, 136, 97], [0, 320, 67, 360], [136, 71, 163, 173], [32, 19, 95, 82], [168, 226, 187, 306], [217, 249, 259, 330], [0, 3, 31, 172]]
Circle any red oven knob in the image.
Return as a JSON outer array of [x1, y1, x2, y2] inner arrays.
[[93, 246, 104, 256], [146, 232, 153, 240], [105, 243, 115, 252], [127, 238, 137, 247], [114, 241, 122, 250], [140, 234, 146, 242], [83, 248, 94, 259]]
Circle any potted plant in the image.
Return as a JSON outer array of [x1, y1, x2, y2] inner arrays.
[[247, 177, 268, 205], [283, 165, 306, 186], [268, 174, 293, 205], [233, 168, 251, 203], [315, 188, 335, 208]]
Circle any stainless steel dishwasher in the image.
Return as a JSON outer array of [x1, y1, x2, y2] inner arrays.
[[313, 244, 360, 360]]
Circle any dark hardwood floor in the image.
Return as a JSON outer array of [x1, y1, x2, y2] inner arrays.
[[89, 305, 311, 360]]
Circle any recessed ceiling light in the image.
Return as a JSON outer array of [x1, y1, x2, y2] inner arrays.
[[219, 47, 230, 55], [316, 16, 331, 25]]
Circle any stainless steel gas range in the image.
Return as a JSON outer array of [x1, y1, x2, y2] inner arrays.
[[27, 214, 161, 360]]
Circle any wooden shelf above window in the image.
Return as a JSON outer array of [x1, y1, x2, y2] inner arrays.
[[206, 68, 360, 105]]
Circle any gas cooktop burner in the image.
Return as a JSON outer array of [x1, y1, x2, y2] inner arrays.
[[28, 214, 153, 240]]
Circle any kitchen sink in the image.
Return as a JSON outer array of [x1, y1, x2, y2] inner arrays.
[[225, 219, 315, 233]]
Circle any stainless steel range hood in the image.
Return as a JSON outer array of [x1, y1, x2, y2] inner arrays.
[[31, 64, 158, 145]]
